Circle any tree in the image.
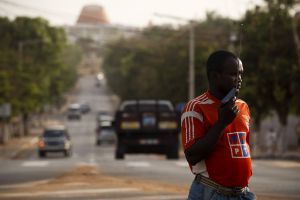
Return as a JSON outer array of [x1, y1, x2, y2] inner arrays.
[[240, 0, 299, 153], [0, 17, 80, 135], [103, 26, 189, 103]]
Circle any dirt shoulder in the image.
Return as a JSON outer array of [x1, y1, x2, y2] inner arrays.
[[0, 135, 38, 160], [4, 165, 188, 195]]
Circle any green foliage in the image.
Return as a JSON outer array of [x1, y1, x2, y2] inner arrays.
[[240, 0, 298, 125], [103, 27, 189, 103], [0, 16, 81, 117]]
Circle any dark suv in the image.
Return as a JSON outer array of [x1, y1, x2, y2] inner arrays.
[[114, 100, 180, 159], [38, 125, 72, 158]]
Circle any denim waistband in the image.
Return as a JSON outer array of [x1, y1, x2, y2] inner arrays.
[[194, 174, 248, 197]]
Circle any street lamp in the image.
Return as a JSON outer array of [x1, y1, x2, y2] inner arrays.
[[154, 13, 195, 100]]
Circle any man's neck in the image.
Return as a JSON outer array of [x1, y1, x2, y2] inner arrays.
[[208, 86, 224, 100]]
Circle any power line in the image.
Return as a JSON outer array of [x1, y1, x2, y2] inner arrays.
[[0, 4, 11, 16], [0, 0, 111, 24], [0, 0, 72, 19]]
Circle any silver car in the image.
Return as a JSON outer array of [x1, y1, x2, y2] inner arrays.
[[96, 112, 116, 145], [38, 125, 72, 158], [67, 104, 81, 120]]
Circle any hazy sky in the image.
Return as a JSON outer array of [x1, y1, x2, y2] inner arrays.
[[0, 0, 264, 27]]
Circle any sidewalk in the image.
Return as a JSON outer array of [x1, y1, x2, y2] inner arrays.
[[252, 148, 300, 161], [0, 134, 38, 160], [0, 81, 81, 161]]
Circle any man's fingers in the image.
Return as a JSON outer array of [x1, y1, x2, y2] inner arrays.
[[232, 106, 239, 114]]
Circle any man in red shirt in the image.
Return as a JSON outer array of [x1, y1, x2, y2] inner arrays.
[[181, 50, 256, 199]]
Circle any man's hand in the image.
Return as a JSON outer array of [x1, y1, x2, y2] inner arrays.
[[218, 98, 239, 127]]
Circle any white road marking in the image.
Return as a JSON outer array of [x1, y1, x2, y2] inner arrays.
[[126, 161, 150, 167], [22, 161, 49, 167], [76, 162, 96, 166], [175, 161, 189, 167], [0, 188, 141, 198], [89, 156, 96, 164], [72, 153, 79, 158], [0, 179, 53, 189], [94, 195, 187, 200]]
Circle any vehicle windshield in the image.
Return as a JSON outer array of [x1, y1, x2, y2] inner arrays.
[[98, 115, 113, 121], [69, 108, 80, 112], [43, 130, 66, 138], [123, 104, 171, 112]]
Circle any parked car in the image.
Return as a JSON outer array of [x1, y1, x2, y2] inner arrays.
[[114, 100, 180, 159], [96, 112, 116, 145], [67, 104, 81, 120], [38, 125, 72, 158]]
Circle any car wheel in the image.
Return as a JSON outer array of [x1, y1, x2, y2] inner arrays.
[[96, 140, 101, 146], [166, 143, 179, 159], [115, 144, 125, 159], [39, 151, 46, 158], [64, 150, 71, 157], [115, 150, 124, 159], [166, 149, 179, 159]]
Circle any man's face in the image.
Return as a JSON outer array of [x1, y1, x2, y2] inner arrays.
[[216, 57, 243, 96]]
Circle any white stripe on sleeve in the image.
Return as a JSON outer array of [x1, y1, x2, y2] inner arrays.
[[181, 111, 203, 125]]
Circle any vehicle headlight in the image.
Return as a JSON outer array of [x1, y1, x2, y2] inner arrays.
[[38, 140, 45, 148], [158, 121, 177, 129], [64, 142, 71, 149]]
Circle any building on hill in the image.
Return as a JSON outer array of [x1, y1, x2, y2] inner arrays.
[[65, 4, 138, 46], [76, 5, 109, 25]]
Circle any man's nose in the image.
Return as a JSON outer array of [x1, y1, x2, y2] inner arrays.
[[237, 74, 242, 82]]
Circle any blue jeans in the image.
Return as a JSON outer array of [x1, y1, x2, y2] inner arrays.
[[187, 181, 256, 200]]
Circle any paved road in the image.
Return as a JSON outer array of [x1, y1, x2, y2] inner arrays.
[[0, 75, 300, 200]]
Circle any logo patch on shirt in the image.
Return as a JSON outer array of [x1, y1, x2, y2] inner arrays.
[[227, 132, 250, 158]]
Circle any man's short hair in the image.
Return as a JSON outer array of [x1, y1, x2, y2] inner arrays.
[[206, 50, 238, 79]]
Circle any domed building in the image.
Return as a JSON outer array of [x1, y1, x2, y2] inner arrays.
[[76, 5, 109, 25], [65, 4, 137, 46], [64, 4, 138, 72]]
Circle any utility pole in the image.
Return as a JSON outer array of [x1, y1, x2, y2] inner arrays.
[[188, 20, 195, 100], [18, 42, 23, 70], [154, 13, 195, 100]]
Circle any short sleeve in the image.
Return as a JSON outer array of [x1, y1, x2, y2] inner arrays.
[[245, 103, 251, 144], [181, 100, 206, 150]]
